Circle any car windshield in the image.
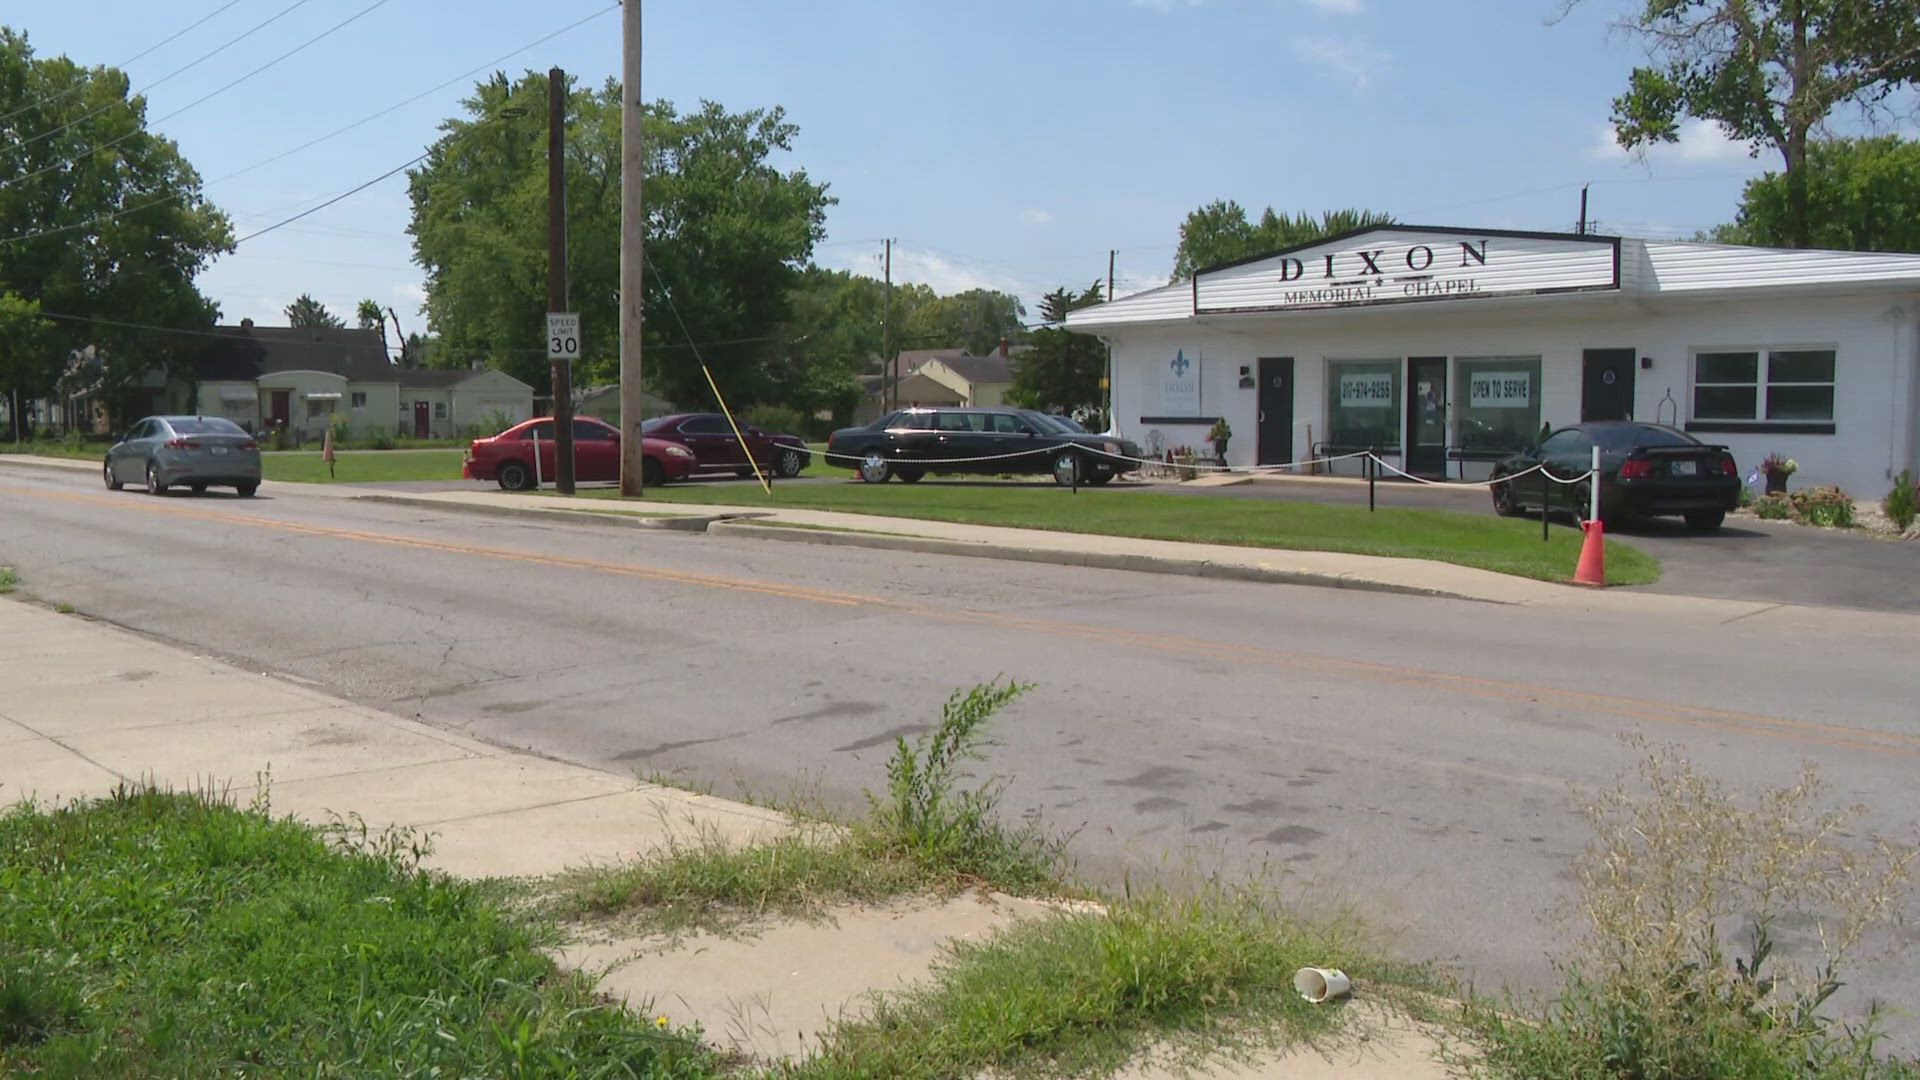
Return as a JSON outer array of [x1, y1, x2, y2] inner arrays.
[[167, 418, 246, 435], [639, 417, 676, 433], [1590, 425, 1697, 451], [1047, 415, 1088, 433]]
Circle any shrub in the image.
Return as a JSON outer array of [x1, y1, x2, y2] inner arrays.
[[327, 411, 351, 445], [1752, 492, 1793, 520], [1788, 485, 1856, 528], [365, 427, 396, 450], [1884, 470, 1918, 532], [479, 409, 512, 437], [1466, 740, 1916, 1079], [742, 404, 806, 438]]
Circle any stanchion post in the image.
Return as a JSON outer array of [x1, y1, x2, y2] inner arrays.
[[1367, 447, 1376, 512], [1589, 446, 1601, 523], [1540, 465, 1549, 541]]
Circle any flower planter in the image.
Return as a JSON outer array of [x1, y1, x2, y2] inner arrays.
[[1764, 469, 1789, 494], [1212, 439, 1229, 466]]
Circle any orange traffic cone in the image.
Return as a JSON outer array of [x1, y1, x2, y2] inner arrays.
[[1573, 518, 1606, 586]]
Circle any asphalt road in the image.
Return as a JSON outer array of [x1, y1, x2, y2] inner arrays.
[[3, 465, 1917, 1045]]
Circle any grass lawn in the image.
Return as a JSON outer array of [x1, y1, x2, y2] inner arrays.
[[0, 787, 715, 1078], [262, 448, 466, 483], [580, 480, 1661, 585]]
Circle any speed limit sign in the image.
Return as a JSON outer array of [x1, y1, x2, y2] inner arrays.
[[547, 312, 581, 361]]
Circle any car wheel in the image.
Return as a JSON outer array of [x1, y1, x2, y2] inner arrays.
[[497, 460, 534, 491], [103, 458, 123, 491], [1684, 509, 1726, 531], [1051, 451, 1081, 487], [236, 483, 258, 498], [857, 449, 892, 483], [145, 461, 168, 496], [642, 457, 664, 487], [895, 468, 925, 483], [189, 483, 208, 495], [777, 448, 806, 477], [1490, 474, 1521, 517]]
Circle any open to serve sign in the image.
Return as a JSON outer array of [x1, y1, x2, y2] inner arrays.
[[547, 312, 581, 361]]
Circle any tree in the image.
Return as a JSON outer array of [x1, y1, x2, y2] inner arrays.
[[1171, 204, 1397, 279], [285, 294, 345, 329], [408, 72, 832, 407], [1712, 135, 1920, 250], [1006, 283, 1106, 417], [1601, 0, 1920, 248], [356, 298, 391, 360], [0, 293, 56, 439], [0, 27, 232, 429], [901, 288, 1027, 356]]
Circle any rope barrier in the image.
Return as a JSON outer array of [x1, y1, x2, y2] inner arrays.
[[804, 440, 1372, 474], [1362, 455, 1594, 489]]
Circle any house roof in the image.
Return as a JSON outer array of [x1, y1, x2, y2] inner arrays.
[[192, 325, 396, 382], [933, 355, 1013, 384], [1065, 226, 1920, 333], [396, 369, 478, 389], [891, 348, 968, 373]]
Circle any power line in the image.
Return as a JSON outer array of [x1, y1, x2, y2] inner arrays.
[[234, 155, 426, 246], [0, 3, 618, 248], [5, 0, 314, 159], [0, 0, 393, 194], [0, 0, 248, 126]]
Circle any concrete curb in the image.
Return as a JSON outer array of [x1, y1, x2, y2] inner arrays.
[[711, 520, 1501, 603], [0, 455, 95, 475], [354, 493, 756, 533]]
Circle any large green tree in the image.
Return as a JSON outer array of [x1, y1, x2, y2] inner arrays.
[[1602, 0, 1920, 248], [1007, 282, 1105, 417], [900, 288, 1027, 357], [1170, 204, 1397, 280], [0, 292, 56, 438], [286, 294, 345, 329], [0, 28, 232, 427], [408, 72, 832, 407], [1711, 135, 1920, 250]]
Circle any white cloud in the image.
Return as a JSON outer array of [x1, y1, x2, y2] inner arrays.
[[819, 244, 1033, 298], [1018, 207, 1055, 227], [1288, 36, 1388, 92], [1588, 118, 1763, 164], [1304, 0, 1364, 13]]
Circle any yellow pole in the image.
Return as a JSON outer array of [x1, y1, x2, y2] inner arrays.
[[700, 363, 771, 497]]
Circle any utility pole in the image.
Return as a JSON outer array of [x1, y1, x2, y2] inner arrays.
[[1577, 184, 1589, 236], [882, 238, 893, 412], [618, 0, 646, 495], [548, 65, 576, 494], [1106, 249, 1116, 432]]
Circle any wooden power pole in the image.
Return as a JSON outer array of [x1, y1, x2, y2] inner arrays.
[[548, 66, 576, 494], [882, 238, 893, 411], [618, 0, 646, 495]]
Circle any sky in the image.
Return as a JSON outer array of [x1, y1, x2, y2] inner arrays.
[[11, 0, 1911, 353]]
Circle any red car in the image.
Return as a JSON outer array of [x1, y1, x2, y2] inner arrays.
[[640, 413, 811, 478], [463, 417, 695, 490]]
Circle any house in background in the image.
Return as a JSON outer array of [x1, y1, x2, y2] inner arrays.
[[189, 321, 533, 441], [575, 383, 678, 430], [853, 342, 1026, 422]]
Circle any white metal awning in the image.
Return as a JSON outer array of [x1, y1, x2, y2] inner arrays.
[[304, 391, 343, 400], [218, 389, 256, 402]]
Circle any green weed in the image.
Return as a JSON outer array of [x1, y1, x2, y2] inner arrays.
[[0, 567, 16, 594], [1461, 740, 1917, 1079], [1883, 470, 1918, 532], [0, 784, 719, 1078]]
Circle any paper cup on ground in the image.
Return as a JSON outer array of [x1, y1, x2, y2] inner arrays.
[[1293, 966, 1351, 1003]]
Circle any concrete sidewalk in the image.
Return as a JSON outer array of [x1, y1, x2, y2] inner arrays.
[[0, 595, 1450, 1075]]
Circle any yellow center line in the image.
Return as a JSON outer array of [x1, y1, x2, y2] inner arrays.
[[8, 481, 1913, 758]]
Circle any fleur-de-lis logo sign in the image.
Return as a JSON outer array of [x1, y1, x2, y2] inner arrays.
[[1169, 350, 1191, 378]]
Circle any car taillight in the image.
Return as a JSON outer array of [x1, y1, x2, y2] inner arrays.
[[164, 438, 200, 449], [240, 440, 257, 450], [1719, 455, 1737, 476], [1618, 458, 1652, 478]]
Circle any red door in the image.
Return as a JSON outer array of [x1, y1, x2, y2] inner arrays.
[[270, 390, 291, 429], [413, 402, 430, 439]]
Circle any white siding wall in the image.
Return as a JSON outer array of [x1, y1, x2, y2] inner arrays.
[[1107, 293, 1918, 497]]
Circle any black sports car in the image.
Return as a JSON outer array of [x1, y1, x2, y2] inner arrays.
[[826, 407, 1143, 486], [1489, 421, 1741, 530]]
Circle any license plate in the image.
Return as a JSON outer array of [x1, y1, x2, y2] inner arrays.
[[210, 446, 229, 456], [1671, 460, 1696, 476]]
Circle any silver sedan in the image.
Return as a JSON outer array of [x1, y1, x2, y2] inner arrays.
[[105, 415, 262, 497]]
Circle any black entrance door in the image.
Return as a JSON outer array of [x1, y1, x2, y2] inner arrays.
[[1582, 348, 1637, 421], [1406, 356, 1448, 477], [1256, 357, 1293, 465]]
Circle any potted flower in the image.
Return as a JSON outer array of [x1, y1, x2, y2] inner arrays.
[[1759, 452, 1798, 494], [1207, 418, 1232, 464]]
